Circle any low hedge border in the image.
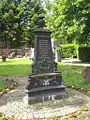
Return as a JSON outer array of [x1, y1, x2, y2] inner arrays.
[[60, 44, 78, 59], [78, 45, 90, 62]]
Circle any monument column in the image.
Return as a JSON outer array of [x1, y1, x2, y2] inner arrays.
[[32, 29, 57, 74], [26, 17, 66, 104]]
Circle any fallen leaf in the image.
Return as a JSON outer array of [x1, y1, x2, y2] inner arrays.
[[81, 106, 88, 111], [60, 116, 68, 120], [2, 89, 7, 94], [76, 110, 82, 116], [8, 115, 15, 120], [69, 112, 76, 118]]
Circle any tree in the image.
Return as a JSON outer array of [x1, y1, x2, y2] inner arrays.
[[0, 0, 45, 48], [0, 0, 24, 48], [23, 0, 46, 47], [45, 0, 90, 44]]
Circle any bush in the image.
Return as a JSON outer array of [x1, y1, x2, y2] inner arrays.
[[78, 45, 90, 62], [61, 44, 78, 58]]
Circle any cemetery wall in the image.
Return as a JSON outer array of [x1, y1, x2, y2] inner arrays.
[[0, 48, 34, 58]]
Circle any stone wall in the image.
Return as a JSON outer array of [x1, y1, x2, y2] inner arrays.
[[0, 48, 33, 57]]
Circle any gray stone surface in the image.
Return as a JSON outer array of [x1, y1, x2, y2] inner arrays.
[[0, 76, 90, 119], [26, 27, 66, 102], [32, 29, 56, 74], [83, 67, 90, 82]]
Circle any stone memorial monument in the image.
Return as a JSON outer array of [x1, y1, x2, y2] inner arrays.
[[26, 17, 66, 104], [83, 66, 90, 83]]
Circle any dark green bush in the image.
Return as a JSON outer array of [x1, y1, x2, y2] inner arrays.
[[78, 46, 90, 62], [61, 44, 78, 58]]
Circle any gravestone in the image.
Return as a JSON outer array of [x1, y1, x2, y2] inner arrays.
[[53, 40, 61, 62], [83, 67, 90, 82], [32, 29, 57, 74], [26, 17, 66, 104]]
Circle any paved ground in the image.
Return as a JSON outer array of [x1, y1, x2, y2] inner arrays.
[[61, 58, 90, 66], [0, 75, 90, 120]]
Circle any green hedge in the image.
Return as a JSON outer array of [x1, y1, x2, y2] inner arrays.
[[78, 46, 90, 62], [61, 44, 78, 58]]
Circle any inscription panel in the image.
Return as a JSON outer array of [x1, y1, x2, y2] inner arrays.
[[39, 38, 50, 59]]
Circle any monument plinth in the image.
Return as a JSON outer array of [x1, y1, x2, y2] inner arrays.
[[26, 18, 66, 104], [32, 29, 57, 73]]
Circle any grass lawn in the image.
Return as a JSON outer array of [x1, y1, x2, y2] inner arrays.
[[0, 58, 32, 76], [0, 80, 6, 90], [0, 58, 90, 90], [58, 63, 90, 89]]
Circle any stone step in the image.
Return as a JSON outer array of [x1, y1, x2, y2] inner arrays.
[[26, 85, 66, 93], [28, 92, 67, 104]]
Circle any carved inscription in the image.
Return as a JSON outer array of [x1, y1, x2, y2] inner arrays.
[[39, 39, 50, 59]]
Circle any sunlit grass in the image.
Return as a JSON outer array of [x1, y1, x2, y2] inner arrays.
[[0, 59, 90, 89], [0, 58, 32, 76], [0, 80, 6, 90], [58, 63, 90, 89], [58, 62, 84, 71]]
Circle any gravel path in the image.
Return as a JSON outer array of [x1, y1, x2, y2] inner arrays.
[[0, 75, 90, 120], [61, 58, 90, 66]]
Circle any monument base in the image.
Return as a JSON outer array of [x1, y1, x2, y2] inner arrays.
[[26, 72, 66, 104], [27, 89, 66, 104]]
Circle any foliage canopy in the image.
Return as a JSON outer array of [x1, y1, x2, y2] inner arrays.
[[45, 0, 90, 44], [0, 0, 45, 48]]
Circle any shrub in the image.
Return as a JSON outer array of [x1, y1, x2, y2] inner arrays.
[[61, 44, 78, 58], [78, 45, 90, 62]]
